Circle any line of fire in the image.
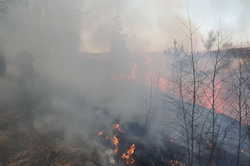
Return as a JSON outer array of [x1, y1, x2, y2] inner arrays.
[[1, 1, 250, 166]]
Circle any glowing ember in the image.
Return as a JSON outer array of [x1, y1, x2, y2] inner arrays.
[[121, 144, 136, 165]]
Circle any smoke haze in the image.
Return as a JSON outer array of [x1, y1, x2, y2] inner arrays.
[[0, 0, 250, 158], [0, 0, 248, 137]]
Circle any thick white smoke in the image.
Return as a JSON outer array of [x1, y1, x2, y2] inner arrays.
[[0, 0, 150, 141]]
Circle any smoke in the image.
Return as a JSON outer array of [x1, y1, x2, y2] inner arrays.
[[80, 0, 186, 52], [0, 0, 242, 145], [0, 0, 152, 143], [0, 1, 248, 165], [1, 0, 242, 146], [0, 0, 208, 147]]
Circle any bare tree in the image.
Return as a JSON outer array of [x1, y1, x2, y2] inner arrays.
[[246, 105, 250, 165], [230, 56, 250, 166], [176, 50, 191, 165], [187, 17, 197, 166], [203, 31, 218, 166], [236, 58, 243, 166], [144, 76, 153, 136], [203, 30, 230, 166], [170, 17, 200, 166]]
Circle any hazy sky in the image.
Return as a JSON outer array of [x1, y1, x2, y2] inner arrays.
[[81, 0, 250, 52], [188, 0, 248, 37]]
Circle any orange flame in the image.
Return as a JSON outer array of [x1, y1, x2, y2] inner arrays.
[[112, 136, 120, 154], [112, 136, 119, 146], [121, 144, 136, 165], [97, 123, 137, 164], [200, 81, 226, 114]]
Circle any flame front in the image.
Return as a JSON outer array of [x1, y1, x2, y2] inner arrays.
[[112, 136, 120, 154], [121, 144, 136, 165], [97, 123, 137, 165]]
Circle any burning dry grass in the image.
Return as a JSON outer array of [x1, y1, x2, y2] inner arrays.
[[121, 144, 136, 165], [0, 105, 238, 166], [97, 122, 188, 166], [97, 122, 137, 165]]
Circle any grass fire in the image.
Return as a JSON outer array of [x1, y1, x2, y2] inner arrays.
[[0, 0, 250, 166], [98, 123, 136, 165]]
